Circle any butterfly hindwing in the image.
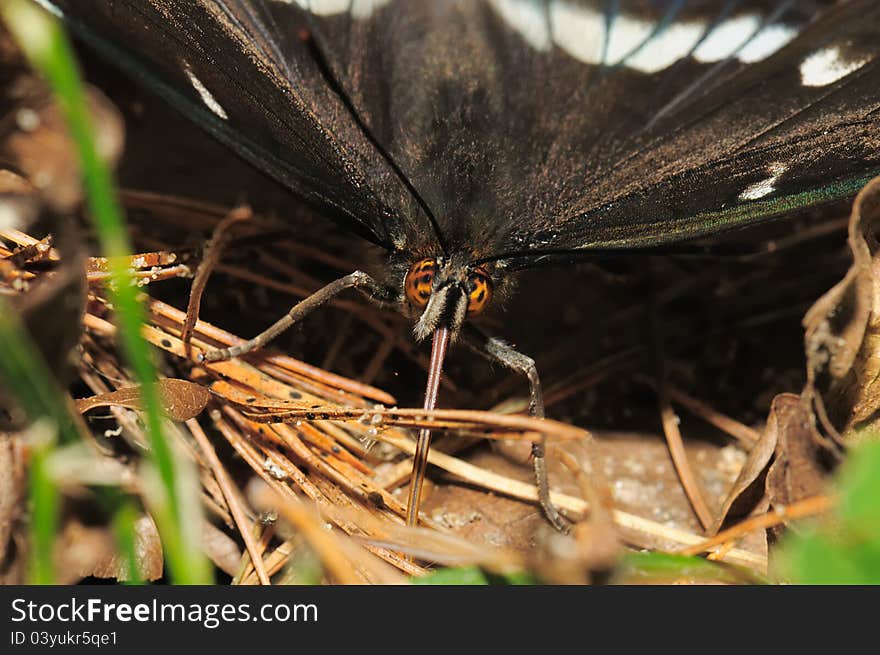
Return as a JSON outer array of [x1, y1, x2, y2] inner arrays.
[[291, 0, 880, 261]]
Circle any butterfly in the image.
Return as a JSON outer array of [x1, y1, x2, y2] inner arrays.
[[37, 0, 880, 530]]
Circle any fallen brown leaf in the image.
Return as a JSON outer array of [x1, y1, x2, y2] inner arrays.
[[75, 378, 211, 422], [91, 514, 163, 582], [201, 520, 242, 578], [709, 394, 794, 534], [766, 398, 830, 523], [803, 176, 880, 441]]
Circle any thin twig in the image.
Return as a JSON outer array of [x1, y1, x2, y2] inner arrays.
[[658, 391, 715, 531], [636, 375, 761, 447], [182, 206, 252, 359], [186, 418, 271, 585], [680, 495, 835, 557]]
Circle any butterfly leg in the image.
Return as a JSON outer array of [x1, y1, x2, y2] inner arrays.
[[462, 326, 570, 533], [199, 270, 394, 362]]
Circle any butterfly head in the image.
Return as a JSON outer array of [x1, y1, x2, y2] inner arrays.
[[404, 257, 493, 341]]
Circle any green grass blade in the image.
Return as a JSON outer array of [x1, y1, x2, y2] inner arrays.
[[1, 0, 210, 584], [0, 299, 81, 584]]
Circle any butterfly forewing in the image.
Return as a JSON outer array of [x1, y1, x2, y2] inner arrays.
[[38, 0, 431, 251], [40, 0, 880, 264]]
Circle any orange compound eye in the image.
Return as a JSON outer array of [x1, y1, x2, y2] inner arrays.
[[404, 258, 437, 308], [466, 266, 493, 316]]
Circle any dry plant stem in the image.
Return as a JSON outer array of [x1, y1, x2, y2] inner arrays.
[[186, 418, 271, 585], [231, 523, 264, 585], [680, 494, 835, 557], [182, 205, 253, 359], [635, 375, 760, 447], [647, 271, 713, 532], [88, 250, 183, 272], [234, 523, 275, 585], [251, 487, 364, 585], [662, 382, 760, 447], [121, 190, 234, 229], [307, 477, 425, 579], [372, 436, 472, 489], [89, 300, 396, 404], [210, 375, 587, 441], [86, 264, 192, 285], [270, 422, 412, 522], [240, 405, 587, 438], [120, 189, 367, 276], [316, 420, 382, 463], [557, 450, 607, 521], [241, 537, 293, 586], [218, 410, 427, 575], [706, 541, 735, 562], [658, 393, 714, 532]]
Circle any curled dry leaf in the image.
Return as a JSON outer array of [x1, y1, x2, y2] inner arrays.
[[765, 399, 830, 523], [803, 176, 880, 440], [91, 514, 163, 582], [710, 393, 833, 545], [710, 394, 791, 534], [55, 518, 116, 585], [76, 378, 211, 422]]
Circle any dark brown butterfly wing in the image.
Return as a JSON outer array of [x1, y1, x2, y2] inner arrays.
[[41, 0, 880, 267], [41, 0, 439, 252], [296, 0, 880, 265]]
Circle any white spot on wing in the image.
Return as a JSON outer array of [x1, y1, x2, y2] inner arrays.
[[495, 4, 798, 72], [623, 21, 705, 73], [287, 0, 391, 19], [800, 46, 871, 87], [349, 0, 392, 19], [604, 14, 655, 65], [549, 1, 605, 64], [488, 0, 551, 51], [183, 66, 228, 120], [739, 163, 788, 201], [694, 14, 761, 63], [737, 23, 798, 63]]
